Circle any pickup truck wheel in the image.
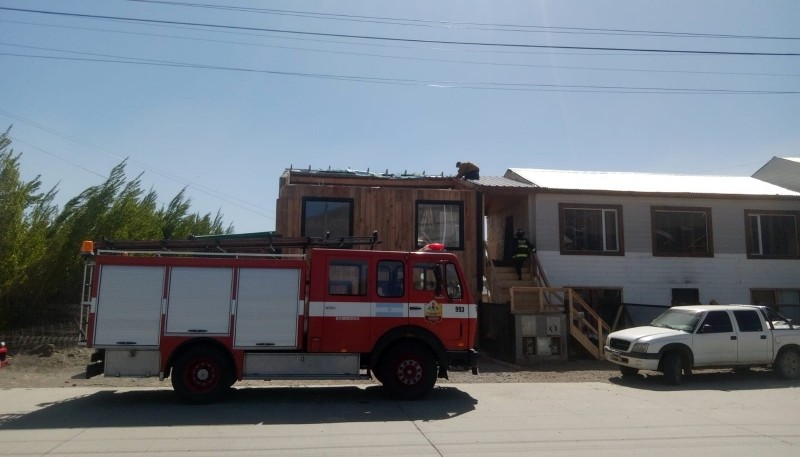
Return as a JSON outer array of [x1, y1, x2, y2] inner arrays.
[[379, 342, 437, 400], [775, 349, 800, 380], [619, 366, 639, 377], [662, 352, 684, 385], [171, 345, 232, 404]]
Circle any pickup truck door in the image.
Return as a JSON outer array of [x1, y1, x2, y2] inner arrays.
[[692, 310, 738, 366], [733, 309, 772, 364]]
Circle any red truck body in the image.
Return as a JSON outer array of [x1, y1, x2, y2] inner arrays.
[[81, 238, 478, 402]]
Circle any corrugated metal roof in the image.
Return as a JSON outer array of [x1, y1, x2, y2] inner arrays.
[[752, 157, 800, 193], [472, 175, 535, 188], [504, 168, 800, 196]]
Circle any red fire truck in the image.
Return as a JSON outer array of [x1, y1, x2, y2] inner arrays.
[[80, 233, 478, 403]]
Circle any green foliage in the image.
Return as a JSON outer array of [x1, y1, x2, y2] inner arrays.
[[0, 128, 235, 329]]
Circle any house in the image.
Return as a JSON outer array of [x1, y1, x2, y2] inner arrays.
[[274, 167, 484, 301], [273, 160, 800, 363], [479, 167, 800, 318]]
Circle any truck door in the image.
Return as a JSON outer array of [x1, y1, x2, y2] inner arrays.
[[372, 259, 409, 340], [321, 258, 372, 353], [733, 309, 772, 364], [692, 310, 738, 365], [94, 265, 164, 347], [408, 260, 467, 343]]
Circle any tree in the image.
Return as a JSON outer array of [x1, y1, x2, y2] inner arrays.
[[0, 128, 58, 327], [0, 129, 234, 329]]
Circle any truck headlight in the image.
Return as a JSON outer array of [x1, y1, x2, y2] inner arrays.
[[631, 343, 649, 353]]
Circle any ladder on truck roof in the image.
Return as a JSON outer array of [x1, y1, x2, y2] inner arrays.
[[90, 230, 381, 254]]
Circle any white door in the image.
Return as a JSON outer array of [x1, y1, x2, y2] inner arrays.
[[234, 268, 301, 349], [733, 309, 772, 364], [166, 267, 232, 334], [94, 265, 164, 347], [692, 310, 738, 366]]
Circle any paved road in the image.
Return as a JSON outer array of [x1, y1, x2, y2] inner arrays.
[[0, 376, 798, 456]]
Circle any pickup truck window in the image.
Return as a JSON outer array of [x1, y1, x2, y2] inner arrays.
[[697, 311, 733, 334], [733, 310, 764, 332], [651, 308, 702, 332]]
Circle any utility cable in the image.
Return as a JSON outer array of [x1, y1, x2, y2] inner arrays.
[[1, 7, 798, 56]]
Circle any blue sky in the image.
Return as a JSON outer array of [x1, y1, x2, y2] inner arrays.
[[2, 0, 798, 233]]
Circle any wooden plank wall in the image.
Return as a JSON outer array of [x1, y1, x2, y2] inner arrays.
[[276, 176, 481, 301]]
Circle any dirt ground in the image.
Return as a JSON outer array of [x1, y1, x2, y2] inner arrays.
[[4, 346, 791, 392], [0, 347, 622, 389]]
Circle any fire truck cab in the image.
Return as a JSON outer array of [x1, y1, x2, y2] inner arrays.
[[81, 235, 478, 403]]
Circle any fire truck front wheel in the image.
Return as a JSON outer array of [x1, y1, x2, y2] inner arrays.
[[171, 344, 233, 404], [379, 342, 437, 400]]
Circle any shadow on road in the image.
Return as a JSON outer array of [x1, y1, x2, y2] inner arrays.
[[609, 368, 800, 391], [0, 384, 477, 430]]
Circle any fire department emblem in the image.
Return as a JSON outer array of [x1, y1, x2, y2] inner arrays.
[[424, 300, 442, 323]]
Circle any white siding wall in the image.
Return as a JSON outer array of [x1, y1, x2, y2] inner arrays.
[[533, 193, 800, 305]]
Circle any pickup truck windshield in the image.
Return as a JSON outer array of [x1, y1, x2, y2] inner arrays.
[[651, 309, 702, 332]]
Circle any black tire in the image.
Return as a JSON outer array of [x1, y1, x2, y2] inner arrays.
[[171, 344, 233, 404], [662, 352, 683, 386], [379, 342, 437, 400], [619, 365, 639, 377], [774, 349, 800, 380]]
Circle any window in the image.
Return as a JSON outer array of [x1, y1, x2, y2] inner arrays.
[[328, 260, 367, 296], [559, 204, 623, 255], [745, 211, 799, 258], [733, 310, 764, 332], [377, 260, 404, 298], [412, 263, 440, 292], [445, 263, 464, 299], [302, 198, 353, 238], [698, 311, 733, 334], [415, 201, 464, 250], [652, 206, 713, 257], [752, 288, 800, 323], [672, 288, 699, 306]]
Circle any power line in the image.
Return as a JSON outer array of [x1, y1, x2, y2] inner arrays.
[[2, 6, 798, 56], [1, 48, 796, 95], [121, 0, 800, 41], [0, 109, 276, 220], [3, 20, 798, 79]]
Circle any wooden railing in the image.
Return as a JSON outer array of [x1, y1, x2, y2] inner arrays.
[[566, 289, 610, 360], [485, 247, 609, 359], [509, 287, 568, 313], [528, 252, 550, 287]]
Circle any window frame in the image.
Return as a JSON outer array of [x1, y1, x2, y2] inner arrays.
[[377, 259, 405, 298], [744, 210, 799, 259], [651, 206, 713, 257], [558, 203, 624, 256], [414, 200, 465, 250], [327, 260, 367, 297], [301, 197, 354, 238], [697, 310, 733, 334]]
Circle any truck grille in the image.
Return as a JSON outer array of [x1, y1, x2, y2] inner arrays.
[[609, 338, 630, 351]]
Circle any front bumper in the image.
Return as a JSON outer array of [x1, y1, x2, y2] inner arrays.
[[604, 346, 660, 371]]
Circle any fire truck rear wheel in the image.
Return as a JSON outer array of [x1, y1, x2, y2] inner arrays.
[[171, 344, 233, 404], [379, 342, 437, 400]]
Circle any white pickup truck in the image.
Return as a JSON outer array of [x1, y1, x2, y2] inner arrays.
[[604, 305, 800, 384]]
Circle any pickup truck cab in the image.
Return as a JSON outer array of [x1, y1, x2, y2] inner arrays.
[[604, 305, 800, 384]]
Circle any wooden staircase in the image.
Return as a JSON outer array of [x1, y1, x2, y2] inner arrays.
[[483, 246, 610, 359]]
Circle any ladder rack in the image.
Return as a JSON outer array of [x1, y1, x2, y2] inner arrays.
[[91, 231, 381, 254]]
